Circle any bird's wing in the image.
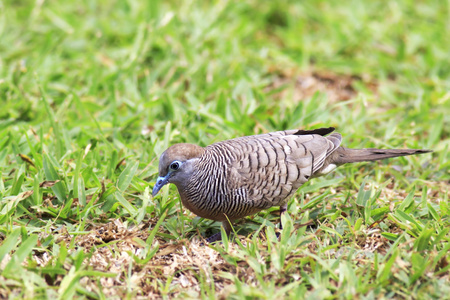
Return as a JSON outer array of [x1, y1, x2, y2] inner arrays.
[[221, 130, 342, 207]]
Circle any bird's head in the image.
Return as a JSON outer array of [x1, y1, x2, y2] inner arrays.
[[152, 143, 204, 196]]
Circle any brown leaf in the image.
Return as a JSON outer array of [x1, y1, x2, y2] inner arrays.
[[14, 190, 34, 201], [39, 180, 61, 188], [115, 158, 126, 170], [293, 220, 315, 229], [156, 242, 184, 257], [369, 215, 388, 229], [18, 154, 36, 167]]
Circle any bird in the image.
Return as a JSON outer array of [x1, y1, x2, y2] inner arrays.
[[152, 127, 431, 243]]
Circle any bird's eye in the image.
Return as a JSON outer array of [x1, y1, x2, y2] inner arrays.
[[169, 161, 181, 171]]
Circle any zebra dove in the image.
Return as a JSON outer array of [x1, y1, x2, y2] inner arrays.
[[152, 127, 431, 243]]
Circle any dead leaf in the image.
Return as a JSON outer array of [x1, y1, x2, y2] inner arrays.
[[115, 158, 126, 170], [156, 242, 184, 257], [84, 143, 91, 159], [369, 215, 388, 229], [39, 180, 60, 188], [14, 190, 34, 201], [18, 154, 36, 168]]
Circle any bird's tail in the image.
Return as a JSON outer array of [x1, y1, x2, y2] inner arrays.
[[331, 147, 432, 165]]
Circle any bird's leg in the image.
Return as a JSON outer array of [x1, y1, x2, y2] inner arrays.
[[205, 233, 221, 243], [279, 203, 287, 230], [206, 220, 232, 243]]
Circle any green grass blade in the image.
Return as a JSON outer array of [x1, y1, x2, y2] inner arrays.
[[377, 248, 398, 282], [117, 160, 139, 192], [114, 191, 137, 215], [0, 228, 21, 263], [43, 153, 67, 202], [3, 233, 38, 275]]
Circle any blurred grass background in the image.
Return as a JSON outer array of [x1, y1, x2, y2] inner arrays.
[[0, 0, 449, 298]]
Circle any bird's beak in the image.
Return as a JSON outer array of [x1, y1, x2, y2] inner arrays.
[[152, 175, 170, 196]]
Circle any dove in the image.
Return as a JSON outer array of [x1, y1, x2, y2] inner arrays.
[[152, 127, 431, 242]]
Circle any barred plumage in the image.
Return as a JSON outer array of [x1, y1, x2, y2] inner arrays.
[[152, 127, 431, 243]]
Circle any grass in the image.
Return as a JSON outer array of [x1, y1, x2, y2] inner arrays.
[[0, 0, 449, 298]]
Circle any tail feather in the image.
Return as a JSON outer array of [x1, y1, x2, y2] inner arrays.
[[331, 147, 432, 165]]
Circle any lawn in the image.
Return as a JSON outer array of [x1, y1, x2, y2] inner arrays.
[[0, 0, 449, 298]]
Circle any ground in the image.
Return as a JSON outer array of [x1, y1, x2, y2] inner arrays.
[[0, 0, 449, 299]]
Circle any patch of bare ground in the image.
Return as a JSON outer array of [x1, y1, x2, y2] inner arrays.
[[27, 219, 236, 298], [265, 68, 378, 102]]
